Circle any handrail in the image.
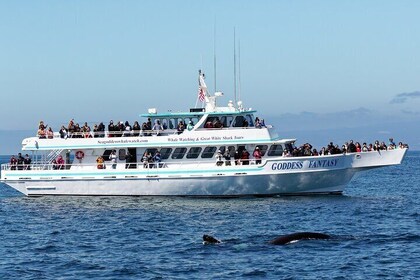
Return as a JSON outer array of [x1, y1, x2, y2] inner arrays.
[[0, 158, 261, 172], [34, 126, 272, 139]]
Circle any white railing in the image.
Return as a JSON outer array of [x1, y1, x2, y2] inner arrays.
[[0, 158, 260, 172]]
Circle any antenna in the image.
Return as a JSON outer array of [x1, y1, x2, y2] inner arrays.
[[238, 38, 242, 102], [213, 19, 217, 94], [233, 27, 237, 108]]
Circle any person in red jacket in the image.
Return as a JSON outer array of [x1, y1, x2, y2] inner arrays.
[[253, 147, 262, 164]]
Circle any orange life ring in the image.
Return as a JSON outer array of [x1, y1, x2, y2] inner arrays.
[[75, 150, 85, 160]]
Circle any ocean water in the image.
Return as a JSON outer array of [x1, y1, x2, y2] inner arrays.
[[0, 153, 419, 279]]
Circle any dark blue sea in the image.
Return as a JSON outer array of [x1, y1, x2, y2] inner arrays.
[[0, 153, 419, 279]]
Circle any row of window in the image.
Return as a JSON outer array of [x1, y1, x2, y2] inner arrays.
[[102, 144, 285, 161], [149, 114, 255, 129]]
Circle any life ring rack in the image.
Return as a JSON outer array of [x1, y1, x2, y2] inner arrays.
[[75, 150, 85, 160]]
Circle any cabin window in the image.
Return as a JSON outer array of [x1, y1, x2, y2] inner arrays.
[[267, 145, 284, 156], [162, 119, 169, 130], [219, 146, 236, 156], [160, 148, 172, 160], [232, 116, 245, 127], [184, 117, 199, 127], [201, 147, 217, 158], [102, 150, 113, 161], [255, 145, 268, 156], [145, 148, 158, 157], [171, 147, 187, 159], [186, 147, 202, 159], [246, 115, 254, 127], [221, 116, 234, 127], [169, 119, 176, 129], [118, 149, 126, 160]]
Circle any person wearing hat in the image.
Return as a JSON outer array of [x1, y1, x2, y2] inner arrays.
[[187, 120, 194, 131], [215, 150, 223, 166], [253, 147, 262, 164]]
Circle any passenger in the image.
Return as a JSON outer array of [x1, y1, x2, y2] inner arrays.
[[347, 140, 356, 153], [380, 142, 387, 150], [17, 153, 24, 170], [254, 117, 261, 128], [124, 121, 132, 137], [368, 143, 373, 151], [47, 127, 54, 139], [389, 138, 396, 147], [215, 150, 223, 166], [153, 151, 162, 168], [108, 120, 115, 137], [223, 149, 232, 166], [116, 121, 124, 137], [319, 147, 326, 156], [398, 142, 404, 149], [38, 120, 47, 130], [355, 142, 361, 153], [260, 119, 266, 127], [82, 122, 91, 138], [109, 150, 117, 169], [204, 121, 213, 128], [23, 154, 32, 170], [146, 118, 152, 131], [142, 151, 150, 168], [187, 121, 194, 131], [9, 155, 17, 170], [214, 119, 223, 128], [253, 147, 262, 164], [241, 149, 250, 165], [177, 121, 185, 134], [147, 152, 154, 168], [362, 143, 368, 152], [97, 122, 105, 137], [56, 155, 65, 170], [162, 120, 168, 130], [74, 123, 81, 138], [312, 149, 319, 156], [132, 121, 141, 137], [59, 126, 68, 139], [242, 119, 249, 128], [93, 124, 99, 138], [303, 144, 312, 156], [68, 119, 75, 138], [38, 127, 47, 139], [142, 122, 150, 136], [373, 140, 380, 151], [234, 150, 241, 165], [152, 120, 163, 135], [96, 156, 105, 169], [125, 151, 133, 169]]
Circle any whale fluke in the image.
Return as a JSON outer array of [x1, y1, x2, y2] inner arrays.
[[269, 232, 330, 245], [203, 234, 221, 244]]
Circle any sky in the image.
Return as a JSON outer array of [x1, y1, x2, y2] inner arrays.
[[0, 0, 419, 152]]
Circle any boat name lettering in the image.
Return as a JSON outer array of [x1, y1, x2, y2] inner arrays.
[[97, 139, 148, 144], [271, 161, 303, 170], [308, 159, 338, 168]]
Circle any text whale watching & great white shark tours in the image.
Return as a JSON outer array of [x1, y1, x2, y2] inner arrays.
[[0, 71, 408, 196]]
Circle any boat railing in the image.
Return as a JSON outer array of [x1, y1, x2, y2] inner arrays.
[[0, 158, 261, 172], [34, 125, 273, 139]]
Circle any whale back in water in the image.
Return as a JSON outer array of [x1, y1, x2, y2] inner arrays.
[[269, 232, 331, 245], [203, 234, 221, 244]]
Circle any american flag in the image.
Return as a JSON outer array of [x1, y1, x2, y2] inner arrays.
[[198, 71, 207, 102]]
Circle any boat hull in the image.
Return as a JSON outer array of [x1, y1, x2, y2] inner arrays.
[[1, 149, 407, 196], [3, 168, 358, 196]]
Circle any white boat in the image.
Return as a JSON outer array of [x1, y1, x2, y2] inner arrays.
[[0, 72, 408, 196]]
